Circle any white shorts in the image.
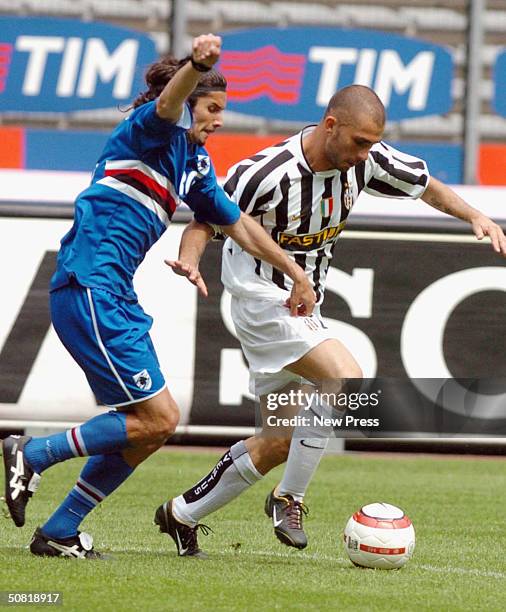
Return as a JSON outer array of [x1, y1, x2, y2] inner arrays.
[[230, 295, 332, 396]]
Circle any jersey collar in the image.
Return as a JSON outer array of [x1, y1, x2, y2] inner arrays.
[[295, 125, 340, 177]]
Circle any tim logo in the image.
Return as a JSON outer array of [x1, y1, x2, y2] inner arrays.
[[219, 27, 453, 122], [219, 45, 306, 104], [133, 369, 152, 391], [0, 17, 157, 112]]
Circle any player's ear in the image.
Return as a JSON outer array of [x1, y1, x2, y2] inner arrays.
[[324, 114, 337, 133]]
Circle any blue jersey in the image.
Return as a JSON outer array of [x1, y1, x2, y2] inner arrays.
[[51, 101, 240, 301]]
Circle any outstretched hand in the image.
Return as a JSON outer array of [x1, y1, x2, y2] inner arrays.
[[471, 215, 506, 256], [165, 259, 208, 297]]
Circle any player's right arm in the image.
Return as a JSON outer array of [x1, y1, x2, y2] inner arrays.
[[156, 34, 222, 122], [221, 212, 316, 316], [165, 220, 213, 297], [173, 214, 316, 316], [421, 177, 506, 256], [127, 35, 222, 154]]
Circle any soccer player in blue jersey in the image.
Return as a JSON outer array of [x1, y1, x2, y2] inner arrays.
[[1, 34, 315, 558]]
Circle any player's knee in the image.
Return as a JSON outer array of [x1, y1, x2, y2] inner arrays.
[[136, 403, 179, 443], [345, 364, 363, 380], [157, 405, 179, 439], [327, 360, 363, 382]]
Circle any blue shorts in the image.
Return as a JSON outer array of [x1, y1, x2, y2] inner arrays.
[[50, 283, 166, 407]]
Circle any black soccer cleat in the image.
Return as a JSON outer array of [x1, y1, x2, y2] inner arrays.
[[2, 435, 41, 527], [154, 500, 211, 559], [30, 527, 104, 559], [264, 487, 309, 550]]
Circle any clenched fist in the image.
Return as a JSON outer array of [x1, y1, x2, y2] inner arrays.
[[192, 34, 222, 70]]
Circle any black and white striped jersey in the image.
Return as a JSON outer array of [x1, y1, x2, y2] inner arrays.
[[221, 126, 429, 303]]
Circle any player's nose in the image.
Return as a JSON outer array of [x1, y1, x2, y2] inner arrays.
[[213, 112, 224, 129]]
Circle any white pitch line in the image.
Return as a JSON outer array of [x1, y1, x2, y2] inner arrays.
[[64, 544, 506, 579], [243, 551, 506, 579], [417, 564, 506, 580]]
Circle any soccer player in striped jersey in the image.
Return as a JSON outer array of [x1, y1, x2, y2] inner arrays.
[[1, 34, 315, 559], [157, 84, 506, 556]]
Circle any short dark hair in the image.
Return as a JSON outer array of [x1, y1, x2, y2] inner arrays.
[[324, 85, 385, 126], [131, 55, 226, 109]]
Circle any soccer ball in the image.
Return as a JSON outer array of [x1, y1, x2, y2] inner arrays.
[[343, 502, 415, 569]]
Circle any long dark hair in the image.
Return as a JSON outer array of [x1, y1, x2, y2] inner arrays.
[[132, 55, 227, 109]]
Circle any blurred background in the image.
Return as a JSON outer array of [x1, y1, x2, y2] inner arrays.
[[0, 1, 505, 452]]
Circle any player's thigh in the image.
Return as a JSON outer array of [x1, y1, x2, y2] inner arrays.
[[50, 284, 166, 407], [286, 338, 363, 382], [231, 296, 330, 396]]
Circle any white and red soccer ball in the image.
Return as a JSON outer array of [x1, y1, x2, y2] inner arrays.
[[343, 502, 415, 569]]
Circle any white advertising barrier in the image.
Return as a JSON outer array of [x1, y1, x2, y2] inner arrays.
[[1, 169, 506, 222], [0, 208, 505, 437]]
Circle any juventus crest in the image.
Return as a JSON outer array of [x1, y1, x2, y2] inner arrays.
[[343, 181, 354, 210]]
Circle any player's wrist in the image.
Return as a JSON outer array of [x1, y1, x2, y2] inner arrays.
[[289, 266, 307, 284], [190, 57, 212, 72]]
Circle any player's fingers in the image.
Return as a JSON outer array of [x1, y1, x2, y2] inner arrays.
[[492, 234, 501, 254], [196, 277, 209, 298], [289, 296, 298, 317], [193, 37, 208, 61], [492, 226, 506, 254], [485, 226, 501, 253], [489, 225, 506, 254], [303, 297, 315, 316], [498, 228, 506, 255], [188, 269, 201, 283], [164, 259, 180, 270]]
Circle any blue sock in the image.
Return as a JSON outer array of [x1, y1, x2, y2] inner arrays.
[[24, 411, 129, 474], [41, 452, 134, 539]]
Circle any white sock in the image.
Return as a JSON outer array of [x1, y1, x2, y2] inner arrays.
[[278, 400, 335, 502], [172, 441, 262, 526]]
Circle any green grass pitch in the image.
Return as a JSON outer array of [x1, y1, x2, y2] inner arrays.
[[2, 449, 506, 611]]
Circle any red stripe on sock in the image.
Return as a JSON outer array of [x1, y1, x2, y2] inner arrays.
[[76, 480, 103, 503], [71, 428, 84, 457]]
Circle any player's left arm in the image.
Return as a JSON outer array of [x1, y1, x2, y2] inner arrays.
[[165, 220, 213, 297], [421, 177, 506, 256]]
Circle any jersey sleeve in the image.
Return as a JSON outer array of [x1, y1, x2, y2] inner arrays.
[[364, 142, 430, 199], [127, 101, 192, 155], [184, 162, 241, 226], [223, 158, 281, 216]]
